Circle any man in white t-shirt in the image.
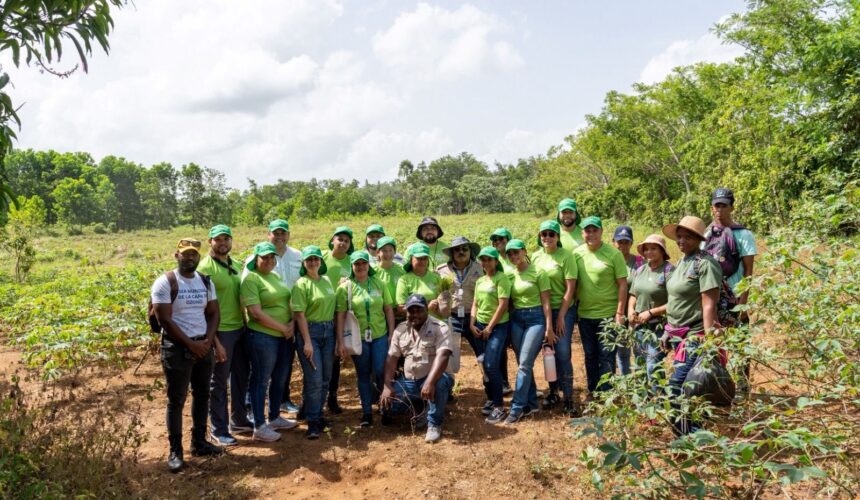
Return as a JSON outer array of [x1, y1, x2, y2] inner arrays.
[[151, 238, 222, 473]]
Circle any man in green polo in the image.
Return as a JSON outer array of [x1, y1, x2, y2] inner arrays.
[[557, 198, 585, 250], [198, 225, 252, 446]]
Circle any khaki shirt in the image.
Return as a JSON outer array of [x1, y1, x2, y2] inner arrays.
[[388, 318, 453, 380], [436, 260, 483, 318]]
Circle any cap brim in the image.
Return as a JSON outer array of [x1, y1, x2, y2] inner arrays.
[[711, 197, 733, 205]]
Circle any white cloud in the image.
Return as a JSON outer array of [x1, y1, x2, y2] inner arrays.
[[372, 3, 524, 81], [480, 128, 566, 166], [332, 129, 455, 179], [639, 32, 743, 84]]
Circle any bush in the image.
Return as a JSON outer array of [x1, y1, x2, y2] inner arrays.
[[93, 223, 108, 234], [66, 226, 84, 236]]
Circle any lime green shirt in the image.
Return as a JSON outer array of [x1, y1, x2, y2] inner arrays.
[[291, 275, 337, 323], [335, 276, 394, 340], [197, 255, 244, 331], [573, 243, 628, 319], [506, 264, 551, 310], [374, 262, 406, 304], [499, 256, 515, 274], [532, 247, 578, 309], [241, 270, 291, 337], [667, 253, 721, 335], [474, 272, 512, 324], [425, 240, 448, 268], [322, 250, 351, 285], [395, 270, 443, 319], [559, 226, 584, 250]]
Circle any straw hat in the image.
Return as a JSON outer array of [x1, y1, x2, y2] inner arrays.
[[662, 216, 707, 241], [636, 234, 670, 260]]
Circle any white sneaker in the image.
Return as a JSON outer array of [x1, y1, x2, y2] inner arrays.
[[269, 416, 298, 431], [425, 425, 442, 443], [252, 424, 281, 442]]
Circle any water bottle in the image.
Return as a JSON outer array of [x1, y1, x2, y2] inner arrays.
[[476, 354, 489, 383], [543, 345, 557, 383]]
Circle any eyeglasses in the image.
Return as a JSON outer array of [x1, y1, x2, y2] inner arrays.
[[540, 231, 557, 238], [178, 239, 202, 248], [453, 246, 470, 253]]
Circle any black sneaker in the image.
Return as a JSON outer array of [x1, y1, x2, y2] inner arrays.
[[481, 400, 494, 416], [523, 405, 540, 417], [563, 399, 581, 417], [327, 399, 343, 415], [485, 407, 506, 424], [191, 440, 224, 457], [541, 392, 560, 408], [360, 414, 372, 427], [167, 449, 184, 473], [306, 422, 321, 440], [504, 410, 524, 425]]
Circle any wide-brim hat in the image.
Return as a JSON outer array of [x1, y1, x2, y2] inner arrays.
[[415, 216, 444, 239], [299, 245, 328, 276], [662, 216, 707, 241], [403, 242, 431, 273], [636, 234, 670, 260], [442, 236, 480, 259], [246, 241, 277, 271]]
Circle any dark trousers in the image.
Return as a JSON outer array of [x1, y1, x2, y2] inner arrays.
[[328, 357, 341, 405], [578, 317, 617, 392], [209, 328, 252, 436], [161, 336, 215, 449], [669, 339, 702, 435], [280, 336, 298, 403], [450, 314, 510, 387]]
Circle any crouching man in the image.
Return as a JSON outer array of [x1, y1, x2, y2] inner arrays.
[[380, 294, 454, 443]]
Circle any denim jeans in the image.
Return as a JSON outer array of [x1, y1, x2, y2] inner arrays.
[[669, 338, 702, 435], [297, 321, 336, 424], [352, 334, 389, 414], [476, 321, 510, 407], [617, 345, 632, 375], [578, 317, 617, 392], [510, 306, 546, 414], [386, 373, 454, 426], [548, 307, 576, 399], [450, 314, 479, 356], [634, 323, 666, 391], [161, 336, 214, 446], [280, 336, 298, 403], [209, 328, 252, 436], [248, 330, 291, 427]]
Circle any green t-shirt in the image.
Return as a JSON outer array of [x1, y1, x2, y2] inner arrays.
[[629, 262, 674, 315], [322, 250, 351, 285], [425, 240, 448, 268], [335, 276, 394, 340], [666, 253, 722, 335], [197, 255, 244, 331], [532, 247, 578, 309], [559, 226, 584, 250], [240, 270, 292, 337], [474, 272, 512, 324], [395, 271, 443, 319], [506, 264, 551, 310], [499, 256, 515, 274], [573, 243, 629, 319], [374, 262, 406, 305], [291, 275, 337, 323]]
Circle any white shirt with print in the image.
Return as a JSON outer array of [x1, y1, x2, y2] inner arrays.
[[151, 272, 218, 339]]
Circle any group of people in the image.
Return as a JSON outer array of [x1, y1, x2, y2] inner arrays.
[[151, 188, 756, 472]]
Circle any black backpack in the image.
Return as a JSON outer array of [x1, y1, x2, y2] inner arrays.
[[692, 252, 740, 328], [147, 271, 211, 334], [703, 223, 746, 278]]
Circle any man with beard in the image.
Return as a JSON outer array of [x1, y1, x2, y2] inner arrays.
[[557, 198, 585, 250], [151, 238, 223, 472], [416, 216, 448, 267], [197, 225, 252, 447], [364, 223, 403, 266]]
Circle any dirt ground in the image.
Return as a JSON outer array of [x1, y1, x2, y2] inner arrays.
[[4, 335, 634, 499]]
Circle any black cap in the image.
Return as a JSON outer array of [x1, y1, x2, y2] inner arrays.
[[416, 216, 444, 239], [711, 187, 735, 206], [405, 294, 428, 310], [613, 225, 633, 242]]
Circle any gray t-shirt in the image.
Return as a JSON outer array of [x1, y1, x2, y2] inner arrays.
[[151, 272, 217, 339]]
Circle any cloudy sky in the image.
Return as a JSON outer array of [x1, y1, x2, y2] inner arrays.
[[2, 0, 744, 189]]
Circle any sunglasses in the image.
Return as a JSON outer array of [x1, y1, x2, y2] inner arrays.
[[453, 246, 470, 253], [540, 231, 557, 238], [178, 239, 202, 248]]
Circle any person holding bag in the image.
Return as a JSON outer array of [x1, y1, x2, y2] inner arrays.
[[336, 251, 396, 428]]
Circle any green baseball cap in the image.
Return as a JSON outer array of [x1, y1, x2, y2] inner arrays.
[[505, 239, 526, 254], [403, 242, 431, 273], [365, 224, 385, 236], [329, 226, 355, 254], [268, 219, 290, 232], [477, 246, 503, 272], [490, 227, 513, 241], [556, 198, 582, 226], [376, 236, 396, 251], [348, 250, 376, 278], [537, 220, 562, 248], [208, 224, 232, 239], [581, 215, 603, 229], [299, 245, 328, 276], [246, 241, 277, 271]]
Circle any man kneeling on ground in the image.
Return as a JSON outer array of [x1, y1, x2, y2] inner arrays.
[[380, 294, 454, 443]]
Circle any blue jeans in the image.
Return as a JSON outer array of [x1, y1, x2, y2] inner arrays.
[[476, 321, 510, 406], [669, 338, 701, 435], [578, 317, 617, 392], [617, 346, 632, 375], [209, 328, 251, 435], [352, 334, 389, 414], [248, 330, 291, 427], [297, 321, 336, 424], [510, 306, 546, 414], [386, 373, 454, 426], [548, 307, 576, 399], [634, 323, 667, 391], [280, 336, 297, 403]]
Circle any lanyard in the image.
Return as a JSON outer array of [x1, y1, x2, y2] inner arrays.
[[354, 279, 373, 340], [212, 256, 238, 275]]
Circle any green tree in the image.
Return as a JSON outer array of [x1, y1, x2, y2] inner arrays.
[[1, 194, 45, 281], [137, 162, 178, 229], [51, 177, 98, 230], [98, 155, 143, 230]]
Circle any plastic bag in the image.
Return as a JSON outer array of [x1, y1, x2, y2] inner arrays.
[[683, 354, 736, 406]]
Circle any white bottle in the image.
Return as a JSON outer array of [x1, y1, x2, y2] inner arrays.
[[543, 345, 557, 383]]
